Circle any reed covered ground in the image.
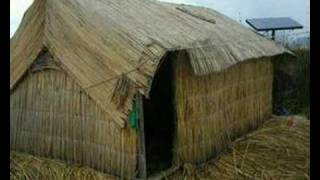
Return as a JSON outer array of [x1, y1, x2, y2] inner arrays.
[[10, 115, 309, 180], [169, 115, 310, 180], [10, 152, 116, 180]]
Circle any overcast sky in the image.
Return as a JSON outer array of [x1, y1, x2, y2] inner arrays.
[[10, 0, 33, 37], [10, 0, 309, 38]]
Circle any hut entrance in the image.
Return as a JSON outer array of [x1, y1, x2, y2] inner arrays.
[[143, 56, 176, 175]]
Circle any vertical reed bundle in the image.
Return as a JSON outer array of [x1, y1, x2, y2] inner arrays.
[[173, 51, 273, 164], [10, 67, 138, 179]]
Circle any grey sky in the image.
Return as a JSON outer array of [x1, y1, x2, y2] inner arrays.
[[161, 0, 309, 31], [10, 0, 309, 38], [10, 0, 33, 37]]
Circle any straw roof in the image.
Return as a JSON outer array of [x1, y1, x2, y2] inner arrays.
[[10, 0, 290, 127]]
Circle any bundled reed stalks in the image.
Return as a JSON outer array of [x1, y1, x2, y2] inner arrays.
[[169, 116, 310, 179], [173, 51, 273, 164], [10, 66, 138, 178], [10, 151, 116, 180]]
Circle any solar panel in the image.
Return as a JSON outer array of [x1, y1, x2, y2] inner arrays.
[[246, 17, 303, 31]]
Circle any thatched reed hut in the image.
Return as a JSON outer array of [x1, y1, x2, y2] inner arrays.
[[10, 0, 291, 178]]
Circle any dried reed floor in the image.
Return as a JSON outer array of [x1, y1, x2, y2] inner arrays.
[[10, 152, 116, 180], [10, 116, 309, 180], [169, 115, 310, 180]]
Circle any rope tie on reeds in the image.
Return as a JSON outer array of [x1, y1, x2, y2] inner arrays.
[[83, 59, 151, 90], [111, 75, 132, 109]]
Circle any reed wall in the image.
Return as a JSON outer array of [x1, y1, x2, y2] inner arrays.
[[173, 52, 273, 164], [10, 68, 138, 178]]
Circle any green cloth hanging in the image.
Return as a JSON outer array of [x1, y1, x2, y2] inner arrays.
[[129, 97, 139, 130]]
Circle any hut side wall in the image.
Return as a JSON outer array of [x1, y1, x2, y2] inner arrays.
[[174, 52, 273, 164], [10, 69, 138, 178]]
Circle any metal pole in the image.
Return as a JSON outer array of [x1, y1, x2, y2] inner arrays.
[[271, 30, 275, 40]]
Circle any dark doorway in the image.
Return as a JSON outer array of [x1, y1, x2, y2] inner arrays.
[[143, 54, 176, 175]]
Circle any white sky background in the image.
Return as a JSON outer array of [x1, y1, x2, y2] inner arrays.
[[161, 0, 310, 32], [10, 0, 309, 38], [10, 0, 33, 37]]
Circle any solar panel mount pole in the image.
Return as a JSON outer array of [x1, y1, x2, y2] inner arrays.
[[271, 30, 275, 40], [246, 17, 303, 41]]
